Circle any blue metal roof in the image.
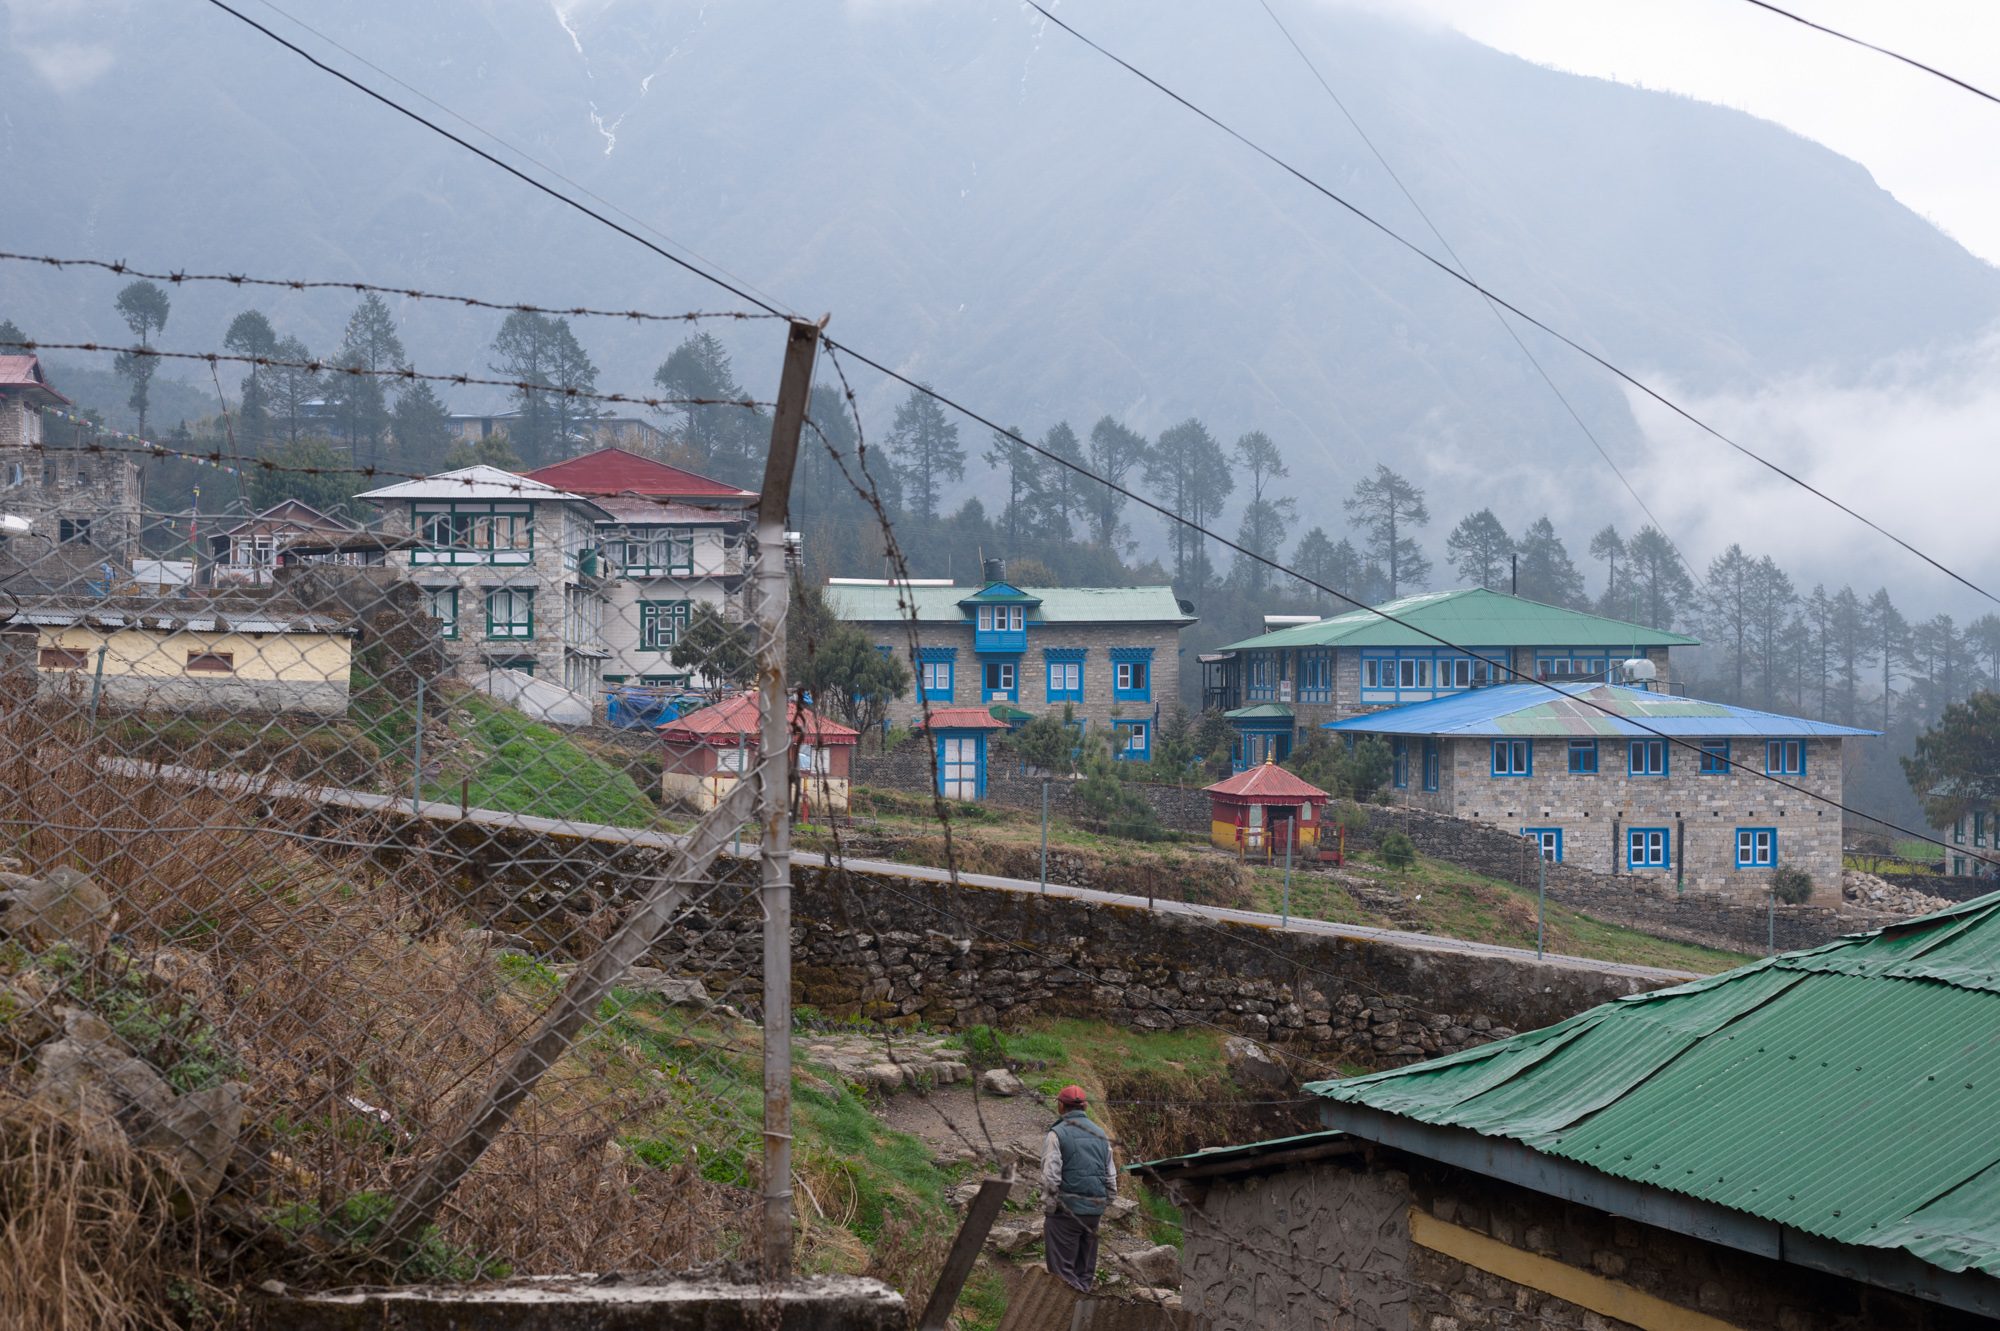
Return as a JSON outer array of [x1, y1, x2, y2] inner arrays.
[[1320, 683, 1880, 740]]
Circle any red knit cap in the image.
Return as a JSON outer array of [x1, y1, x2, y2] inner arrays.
[[1057, 1084, 1087, 1107]]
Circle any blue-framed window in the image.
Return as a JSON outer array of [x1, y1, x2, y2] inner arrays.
[[972, 602, 1029, 654], [1421, 738, 1440, 792], [1044, 648, 1084, 703], [1567, 740, 1597, 774], [920, 659, 954, 701], [1629, 739, 1668, 777], [1628, 826, 1671, 869], [1536, 653, 1610, 681], [1298, 649, 1333, 703], [1766, 739, 1805, 776], [1491, 739, 1531, 777], [1360, 649, 1505, 700], [1233, 728, 1290, 770], [981, 659, 1018, 702], [1735, 827, 1777, 868], [1699, 740, 1731, 775], [1247, 653, 1277, 701], [424, 587, 458, 640], [1113, 719, 1150, 761], [1111, 648, 1155, 702], [1522, 827, 1563, 863], [1392, 738, 1409, 789]]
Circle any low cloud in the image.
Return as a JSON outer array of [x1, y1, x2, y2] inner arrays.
[[1619, 332, 2000, 617]]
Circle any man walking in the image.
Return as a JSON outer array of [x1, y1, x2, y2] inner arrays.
[[1041, 1084, 1116, 1291]]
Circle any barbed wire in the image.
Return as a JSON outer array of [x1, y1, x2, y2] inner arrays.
[[0, 250, 783, 325], [5, 339, 770, 418]]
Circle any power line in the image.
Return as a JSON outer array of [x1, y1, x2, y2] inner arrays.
[[194, 0, 793, 322], [0, 251, 780, 326], [1734, 0, 2000, 106], [190, 1, 1984, 861], [1018, 0, 1999, 609], [816, 339, 1998, 873], [1249, 0, 1706, 591]]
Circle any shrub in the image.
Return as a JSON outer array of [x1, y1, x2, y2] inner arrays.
[[1771, 866, 1814, 905], [1379, 831, 1417, 871]]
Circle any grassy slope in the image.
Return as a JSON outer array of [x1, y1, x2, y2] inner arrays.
[[849, 787, 1751, 974]]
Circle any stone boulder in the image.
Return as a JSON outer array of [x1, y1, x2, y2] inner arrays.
[[621, 967, 713, 1008], [1116, 1243, 1182, 1290], [1222, 1035, 1289, 1090], [0, 867, 111, 951], [980, 1067, 1025, 1097]]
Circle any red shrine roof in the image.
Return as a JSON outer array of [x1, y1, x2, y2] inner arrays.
[[656, 693, 858, 746], [1203, 760, 1329, 802], [525, 447, 756, 502]]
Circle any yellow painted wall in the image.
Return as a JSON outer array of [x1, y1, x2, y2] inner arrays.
[[38, 627, 353, 684]]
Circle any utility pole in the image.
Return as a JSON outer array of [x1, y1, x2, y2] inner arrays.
[[755, 317, 820, 1281]]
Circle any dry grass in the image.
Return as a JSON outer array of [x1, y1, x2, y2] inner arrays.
[[0, 706, 761, 1323]]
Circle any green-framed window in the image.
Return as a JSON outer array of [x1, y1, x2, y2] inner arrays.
[[485, 588, 535, 639], [640, 600, 693, 650], [424, 587, 459, 639], [616, 529, 695, 576], [413, 502, 534, 564]]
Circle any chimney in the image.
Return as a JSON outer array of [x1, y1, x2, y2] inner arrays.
[[1510, 554, 1518, 595]]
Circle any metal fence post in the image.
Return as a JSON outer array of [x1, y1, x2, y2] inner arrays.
[[411, 675, 424, 816], [754, 317, 819, 1281], [1040, 779, 1049, 892]]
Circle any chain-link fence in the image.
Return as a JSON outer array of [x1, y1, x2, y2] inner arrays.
[[0, 482, 813, 1324]]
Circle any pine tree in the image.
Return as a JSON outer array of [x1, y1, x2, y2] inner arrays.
[[1967, 614, 2000, 694], [112, 279, 170, 435], [329, 294, 406, 466], [886, 386, 964, 524], [983, 425, 1045, 551], [491, 312, 599, 464], [1748, 556, 1796, 710], [1829, 586, 1867, 725], [1083, 417, 1149, 550], [1230, 431, 1294, 596], [1515, 516, 1586, 607], [267, 335, 320, 445], [652, 332, 767, 480], [1343, 464, 1430, 597], [1145, 417, 1232, 589], [0, 317, 26, 347], [1865, 588, 1909, 734], [1625, 526, 1694, 632], [389, 380, 454, 474], [223, 310, 278, 446], [1444, 508, 1513, 590], [1035, 421, 1086, 543], [1588, 525, 1625, 610], [1703, 545, 1756, 701]]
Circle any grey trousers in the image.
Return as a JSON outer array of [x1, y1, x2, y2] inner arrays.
[[1044, 1208, 1102, 1291]]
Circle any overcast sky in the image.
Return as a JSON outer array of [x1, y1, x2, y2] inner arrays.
[[1331, 0, 2000, 266]]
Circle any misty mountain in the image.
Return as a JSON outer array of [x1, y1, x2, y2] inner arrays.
[[4, 0, 1996, 578]]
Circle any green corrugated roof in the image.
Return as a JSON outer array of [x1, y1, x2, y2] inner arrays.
[[1219, 588, 1698, 652], [826, 582, 1193, 626], [1310, 894, 2000, 1278]]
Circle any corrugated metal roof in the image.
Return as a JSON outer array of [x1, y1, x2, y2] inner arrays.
[[1320, 682, 1878, 740], [912, 706, 1010, 731], [524, 448, 757, 501], [656, 693, 857, 744], [1219, 588, 1699, 652], [1310, 894, 2000, 1278], [356, 465, 601, 507], [825, 582, 1193, 626]]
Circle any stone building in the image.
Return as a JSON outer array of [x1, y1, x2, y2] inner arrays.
[[1154, 895, 2000, 1330], [1322, 681, 1874, 900], [357, 464, 612, 693], [523, 448, 755, 688], [205, 499, 357, 586], [0, 354, 143, 566], [825, 575, 1196, 762], [1204, 588, 1697, 769]]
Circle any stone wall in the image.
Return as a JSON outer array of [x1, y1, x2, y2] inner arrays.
[[1886, 872, 1995, 903], [1352, 801, 1855, 955], [0, 400, 143, 566], [1180, 1154, 1970, 1331]]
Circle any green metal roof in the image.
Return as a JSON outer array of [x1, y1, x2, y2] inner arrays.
[[1224, 703, 1294, 721], [826, 583, 1193, 626], [1219, 588, 1698, 653], [1310, 894, 2000, 1279]]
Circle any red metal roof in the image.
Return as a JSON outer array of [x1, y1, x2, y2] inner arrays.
[[0, 355, 72, 407], [656, 693, 858, 746], [524, 448, 756, 501], [912, 707, 1011, 731], [1203, 760, 1329, 802]]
